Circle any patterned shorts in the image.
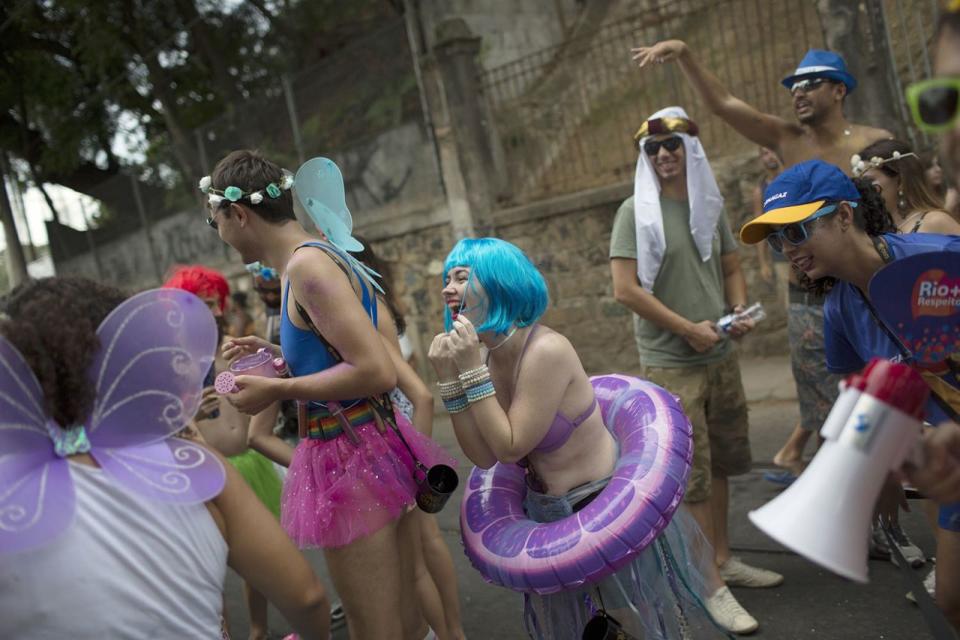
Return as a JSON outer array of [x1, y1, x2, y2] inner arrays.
[[788, 302, 842, 432], [642, 352, 751, 503]]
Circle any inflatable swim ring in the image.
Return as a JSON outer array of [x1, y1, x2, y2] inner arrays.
[[460, 374, 693, 595]]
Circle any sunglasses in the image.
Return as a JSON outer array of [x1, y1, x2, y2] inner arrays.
[[643, 136, 683, 156], [765, 202, 856, 253], [789, 78, 832, 95], [205, 200, 229, 230], [906, 77, 960, 133]]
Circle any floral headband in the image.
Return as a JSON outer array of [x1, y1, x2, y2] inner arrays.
[[198, 171, 295, 207], [850, 151, 918, 177], [245, 262, 278, 281], [633, 116, 700, 142]]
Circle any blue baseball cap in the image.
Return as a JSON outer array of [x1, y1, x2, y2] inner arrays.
[[740, 159, 861, 244], [781, 50, 857, 93]]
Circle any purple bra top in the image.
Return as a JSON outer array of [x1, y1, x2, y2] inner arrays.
[[512, 325, 597, 454]]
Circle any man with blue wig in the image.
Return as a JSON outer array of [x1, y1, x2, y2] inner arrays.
[[610, 106, 782, 635]]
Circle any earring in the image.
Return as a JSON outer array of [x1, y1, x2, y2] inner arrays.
[[897, 189, 907, 212]]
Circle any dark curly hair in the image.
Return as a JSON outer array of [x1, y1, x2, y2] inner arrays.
[[1, 278, 127, 429], [799, 177, 896, 296]]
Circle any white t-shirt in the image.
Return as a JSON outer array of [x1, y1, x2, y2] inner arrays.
[[0, 461, 228, 639]]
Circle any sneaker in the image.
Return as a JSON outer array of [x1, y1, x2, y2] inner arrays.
[[868, 523, 891, 560], [885, 522, 926, 569], [719, 556, 784, 588], [705, 586, 759, 635], [907, 566, 937, 604]]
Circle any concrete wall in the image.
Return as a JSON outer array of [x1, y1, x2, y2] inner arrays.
[[416, 0, 581, 71]]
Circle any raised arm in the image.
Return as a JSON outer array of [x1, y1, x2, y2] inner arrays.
[[632, 40, 795, 151], [610, 257, 720, 353]]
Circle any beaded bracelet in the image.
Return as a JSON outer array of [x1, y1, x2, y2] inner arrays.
[[465, 379, 496, 403], [438, 379, 464, 399], [459, 365, 491, 388], [443, 394, 469, 414]]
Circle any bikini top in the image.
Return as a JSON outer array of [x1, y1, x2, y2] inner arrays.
[[512, 325, 597, 454]]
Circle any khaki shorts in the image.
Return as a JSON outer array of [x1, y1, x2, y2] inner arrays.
[[642, 352, 751, 503]]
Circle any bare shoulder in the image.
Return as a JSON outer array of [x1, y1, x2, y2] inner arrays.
[[523, 326, 579, 370], [920, 210, 960, 234], [854, 124, 894, 144]]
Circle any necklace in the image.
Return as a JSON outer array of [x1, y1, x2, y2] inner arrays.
[[487, 326, 518, 352]]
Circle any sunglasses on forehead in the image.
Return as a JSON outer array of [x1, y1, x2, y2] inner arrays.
[[643, 136, 683, 156], [789, 78, 832, 95], [906, 77, 960, 133]]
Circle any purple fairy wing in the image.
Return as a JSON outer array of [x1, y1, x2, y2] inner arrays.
[[94, 438, 225, 503], [88, 288, 217, 448], [0, 335, 75, 554]]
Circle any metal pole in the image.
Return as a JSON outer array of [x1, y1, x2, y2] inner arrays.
[[77, 198, 104, 281], [281, 74, 306, 165], [195, 128, 210, 175], [129, 174, 163, 282]]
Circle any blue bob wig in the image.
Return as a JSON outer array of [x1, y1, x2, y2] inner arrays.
[[443, 238, 549, 335]]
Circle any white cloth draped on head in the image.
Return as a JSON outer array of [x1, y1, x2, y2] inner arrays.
[[633, 106, 724, 292]]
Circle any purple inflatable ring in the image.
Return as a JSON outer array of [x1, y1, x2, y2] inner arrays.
[[460, 374, 693, 595]]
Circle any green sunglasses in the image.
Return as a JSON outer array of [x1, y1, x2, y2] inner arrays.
[[906, 77, 960, 133]]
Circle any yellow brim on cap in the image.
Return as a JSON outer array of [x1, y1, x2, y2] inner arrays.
[[739, 200, 825, 244]]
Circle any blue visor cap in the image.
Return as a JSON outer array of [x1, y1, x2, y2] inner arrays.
[[740, 160, 861, 244], [782, 49, 857, 93]]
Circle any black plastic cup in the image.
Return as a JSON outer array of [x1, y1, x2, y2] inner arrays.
[[582, 613, 637, 640], [415, 464, 459, 513]]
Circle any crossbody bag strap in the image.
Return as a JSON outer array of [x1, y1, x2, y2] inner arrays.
[[290, 246, 424, 468], [857, 237, 960, 422]]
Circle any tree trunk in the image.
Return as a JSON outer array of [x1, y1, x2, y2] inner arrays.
[[815, 0, 907, 139], [0, 155, 29, 287]]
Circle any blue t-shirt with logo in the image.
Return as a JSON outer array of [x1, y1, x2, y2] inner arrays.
[[823, 232, 960, 530], [824, 233, 960, 423]]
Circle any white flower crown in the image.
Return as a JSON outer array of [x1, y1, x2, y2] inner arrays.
[[198, 171, 294, 207], [850, 151, 918, 178]]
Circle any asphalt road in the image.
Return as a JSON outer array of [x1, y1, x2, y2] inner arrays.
[[224, 391, 940, 639]]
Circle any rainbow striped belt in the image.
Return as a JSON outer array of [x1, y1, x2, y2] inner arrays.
[[302, 400, 376, 442]]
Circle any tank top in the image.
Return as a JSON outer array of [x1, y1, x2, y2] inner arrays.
[[279, 241, 378, 409], [0, 462, 227, 638]]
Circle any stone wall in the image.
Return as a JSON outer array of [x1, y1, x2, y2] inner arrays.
[[359, 150, 789, 381]]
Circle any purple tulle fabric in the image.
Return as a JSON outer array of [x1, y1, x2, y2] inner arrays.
[[281, 410, 456, 549], [0, 289, 225, 555]]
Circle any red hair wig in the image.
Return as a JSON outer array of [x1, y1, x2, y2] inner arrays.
[[163, 265, 230, 312]]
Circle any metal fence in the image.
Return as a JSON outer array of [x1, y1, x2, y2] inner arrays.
[[480, 0, 939, 204]]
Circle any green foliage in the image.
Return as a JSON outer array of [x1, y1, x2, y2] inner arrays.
[[0, 0, 404, 224]]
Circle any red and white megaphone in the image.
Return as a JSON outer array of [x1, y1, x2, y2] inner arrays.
[[749, 358, 929, 583]]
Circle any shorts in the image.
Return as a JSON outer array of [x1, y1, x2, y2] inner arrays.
[[642, 351, 751, 503], [788, 301, 842, 432]]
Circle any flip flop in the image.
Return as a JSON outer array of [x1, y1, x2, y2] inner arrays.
[[763, 469, 798, 486]]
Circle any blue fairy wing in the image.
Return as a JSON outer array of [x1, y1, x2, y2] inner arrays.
[[294, 157, 363, 252]]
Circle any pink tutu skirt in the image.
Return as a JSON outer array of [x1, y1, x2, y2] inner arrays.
[[281, 411, 456, 549]]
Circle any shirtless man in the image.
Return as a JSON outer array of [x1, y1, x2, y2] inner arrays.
[[631, 43, 892, 173]]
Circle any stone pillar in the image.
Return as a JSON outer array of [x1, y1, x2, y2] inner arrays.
[[815, 0, 908, 139], [428, 18, 505, 237]]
